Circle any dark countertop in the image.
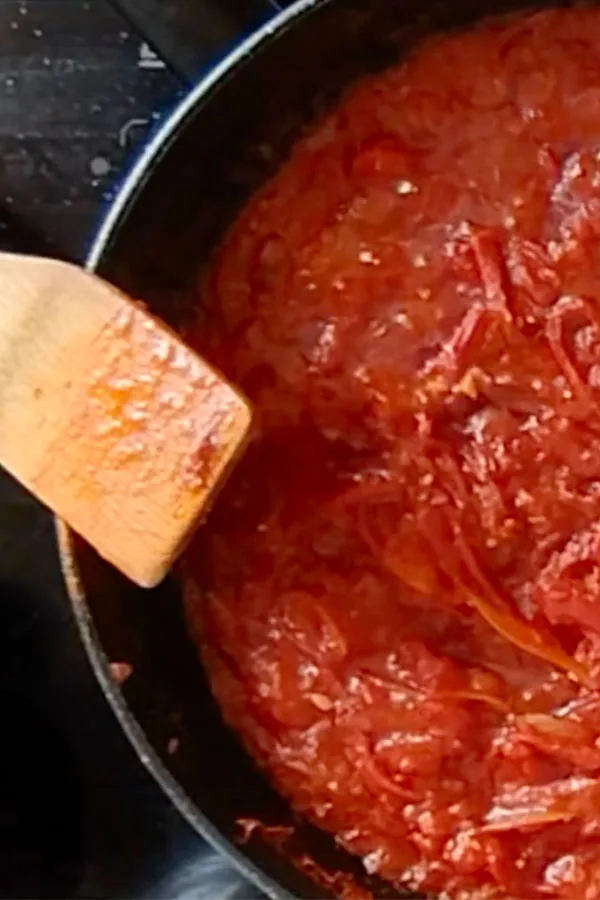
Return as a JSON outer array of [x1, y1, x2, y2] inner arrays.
[[0, 0, 182, 260]]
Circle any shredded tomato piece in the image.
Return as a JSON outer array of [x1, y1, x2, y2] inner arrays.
[[483, 777, 600, 833], [546, 299, 597, 414], [433, 689, 510, 714], [463, 589, 588, 684]]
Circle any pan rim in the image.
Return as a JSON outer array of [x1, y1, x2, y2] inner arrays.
[[57, 1, 324, 898], [56, 521, 295, 900]]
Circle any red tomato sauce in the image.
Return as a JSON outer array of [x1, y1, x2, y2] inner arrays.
[[183, 8, 600, 897]]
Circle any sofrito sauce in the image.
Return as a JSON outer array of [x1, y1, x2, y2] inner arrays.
[[184, 9, 600, 897]]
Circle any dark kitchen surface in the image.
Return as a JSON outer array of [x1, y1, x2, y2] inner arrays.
[[0, 0, 293, 897]]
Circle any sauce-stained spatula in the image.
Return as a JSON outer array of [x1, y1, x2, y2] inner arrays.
[[0, 252, 252, 588]]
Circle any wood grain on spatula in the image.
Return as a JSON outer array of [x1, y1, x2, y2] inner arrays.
[[0, 252, 252, 587]]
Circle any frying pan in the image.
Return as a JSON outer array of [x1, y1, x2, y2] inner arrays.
[[55, 0, 542, 896]]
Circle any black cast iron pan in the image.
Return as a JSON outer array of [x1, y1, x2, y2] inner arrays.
[[56, 0, 549, 896]]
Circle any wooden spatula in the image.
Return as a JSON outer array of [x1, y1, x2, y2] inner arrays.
[[0, 252, 252, 588]]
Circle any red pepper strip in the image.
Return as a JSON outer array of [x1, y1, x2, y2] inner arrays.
[[546, 300, 596, 412], [444, 305, 496, 372], [419, 306, 502, 404], [434, 449, 471, 509], [449, 518, 588, 684], [415, 506, 588, 684], [462, 588, 587, 685], [514, 713, 600, 770], [468, 224, 513, 323], [433, 689, 510, 713], [361, 748, 419, 800]]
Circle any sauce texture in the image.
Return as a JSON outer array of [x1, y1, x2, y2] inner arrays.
[[184, 9, 600, 897]]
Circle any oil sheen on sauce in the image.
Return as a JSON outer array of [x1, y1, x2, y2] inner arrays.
[[183, 9, 600, 898]]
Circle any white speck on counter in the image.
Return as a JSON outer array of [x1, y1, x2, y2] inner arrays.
[[90, 156, 111, 177]]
